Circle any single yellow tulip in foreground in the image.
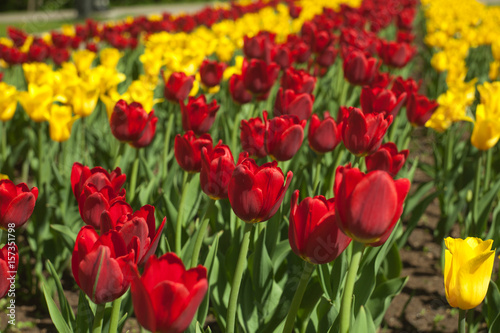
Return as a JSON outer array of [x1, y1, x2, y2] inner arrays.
[[444, 237, 495, 310]]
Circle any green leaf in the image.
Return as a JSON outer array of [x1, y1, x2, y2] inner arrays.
[[366, 276, 408, 327], [351, 306, 376, 333], [75, 291, 94, 333], [50, 224, 77, 251], [249, 229, 274, 303], [43, 285, 72, 333], [46, 260, 75, 328], [486, 280, 500, 326]]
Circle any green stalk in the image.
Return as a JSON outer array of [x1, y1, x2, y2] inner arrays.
[[128, 148, 140, 202], [339, 242, 365, 333], [113, 143, 125, 169], [388, 112, 400, 143], [162, 111, 174, 183], [472, 152, 482, 234], [0, 121, 6, 167], [108, 296, 122, 333], [484, 148, 492, 192], [282, 261, 315, 333], [91, 303, 106, 333], [458, 309, 467, 333], [226, 223, 253, 333], [38, 123, 45, 187], [175, 172, 190, 255], [338, 77, 349, 107], [190, 199, 216, 268], [313, 155, 322, 193]]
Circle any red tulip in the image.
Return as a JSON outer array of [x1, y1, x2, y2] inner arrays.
[[308, 112, 342, 154], [342, 49, 378, 86], [316, 46, 338, 68], [130, 253, 208, 333], [289, 190, 351, 264], [71, 162, 126, 200], [365, 142, 409, 177], [334, 165, 410, 246], [371, 72, 392, 89], [0, 180, 38, 229], [272, 44, 293, 69], [101, 203, 166, 265], [281, 67, 316, 95], [199, 59, 226, 88], [7, 27, 27, 47], [228, 158, 292, 223], [240, 116, 267, 159], [289, 3, 302, 18], [200, 144, 240, 200], [242, 58, 279, 99], [78, 184, 126, 229], [50, 47, 70, 66], [377, 41, 415, 68], [243, 31, 275, 63], [229, 74, 252, 104], [291, 40, 311, 64], [72, 226, 135, 304], [396, 31, 415, 44], [341, 107, 392, 156], [391, 76, 420, 102], [397, 8, 416, 30], [174, 131, 213, 172], [0, 244, 18, 299], [264, 111, 306, 162], [360, 87, 407, 118], [273, 88, 314, 121], [180, 95, 219, 135], [110, 100, 157, 147], [164, 72, 194, 102], [406, 93, 439, 127]]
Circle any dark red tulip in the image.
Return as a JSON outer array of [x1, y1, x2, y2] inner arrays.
[[200, 144, 239, 200], [342, 49, 378, 86], [273, 88, 314, 121], [291, 40, 311, 64], [101, 203, 166, 265], [0, 180, 38, 229], [199, 59, 226, 88], [272, 44, 293, 69], [72, 226, 135, 304], [365, 142, 409, 177], [396, 31, 415, 44], [371, 72, 392, 89], [341, 107, 392, 156], [229, 74, 252, 104], [180, 95, 219, 135], [78, 184, 126, 229], [316, 46, 337, 68], [397, 8, 416, 30], [0, 244, 18, 298], [360, 87, 407, 118], [27, 42, 49, 62], [164, 72, 194, 102], [334, 164, 410, 246], [174, 131, 213, 172], [242, 58, 280, 99], [240, 117, 267, 159], [308, 112, 342, 154], [50, 47, 70, 66], [228, 158, 292, 223], [406, 93, 439, 127], [377, 41, 415, 68], [130, 253, 208, 333], [7, 27, 27, 47], [289, 190, 351, 264], [71, 162, 126, 200], [391, 76, 420, 102], [264, 111, 306, 162], [289, 3, 302, 18], [243, 31, 275, 63], [110, 100, 157, 147], [281, 67, 316, 95], [131, 112, 158, 148]]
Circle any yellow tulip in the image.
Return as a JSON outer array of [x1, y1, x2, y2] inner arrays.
[[471, 105, 500, 150], [444, 237, 495, 310], [23, 62, 55, 86], [48, 104, 79, 142], [0, 82, 18, 122], [72, 50, 96, 75], [0, 174, 8, 180], [67, 80, 100, 117], [18, 84, 53, 122], [100, 48, 123, 69]]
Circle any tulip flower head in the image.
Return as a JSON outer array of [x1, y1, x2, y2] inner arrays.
[[308, 112, 342, 154], [0, 179, 38, 229], [0, 244, 18, 298], [365, 142, 409, 177], [264, 111, 306, 162], [273, 88, 314, 121], [180, 95, 219, 135], [164, 72, 195, 103], [240, 116, 267, 159], [174, 131, 214, 173], [200, 143, 240, 200], [71, 162, 126, 200], [444, 237, 495, 310]]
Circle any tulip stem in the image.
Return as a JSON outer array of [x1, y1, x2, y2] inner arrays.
[[190, 199, 216, 268], [108, 295, 122, 333], [472, 152, 482, 235], [175, 171, 190, 254], [162, 111, 174, 183], [282, 261, 315, 333], [313, 155, 322, 194], [0, 121, 6, 167], [484, 149, 492, 192], [91, 303, 106, 333], [339, 242, 365, 333], [458, 309, 467, 333], [37, 123, 45, 187], [227, 223, 253, 333], [128, 149, 140, 202]]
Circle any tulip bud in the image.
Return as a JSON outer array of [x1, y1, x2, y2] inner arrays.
[[334, 165, 410, 246], [200, 144, 237, 200], [110, 100, 157, 147], [229, 74, 252, 105], [342, 49, 378, 86], [0, 179, 38, 229], [289, 190, 351, 264], [174, 131, 214, 173], [164, 72, 194, 102], [180, 95, 219, 135], [273, 88, 314, 121], [243, 31, 275, 63], [365, 142, 409, 177], [264, 111, 306, 162], [240, 117, 267, 159], [406, 93, 438, 127], [199, 59, 226, 88], [308, 112, 342, 154], [242, 58, 280, 100]]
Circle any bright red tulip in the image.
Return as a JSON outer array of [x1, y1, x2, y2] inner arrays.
[[406, 93, 439, 127], [71, 162, 126, 200], [264, 111, 306, 161], [308, 112, 342, 154], [281, 67, 316, 95], [130, 253, 208, 333], [391, 76, 420, 102], [228, 158, 292, 223], [229, 74, 252, 104], [0, 244, 18, 299], [240, 116, 267, 159], [78, 184, 126, 229], [174, 131, 213, 172], [72, 226, 135, 304], [242, 58, 279, 99], [365, 142, 409, 177], [334, 165, 410, 246], [273, 88, 314, 121], [164, 72, 194, 102], [110, 100, 157, 147], [341, 107, 392, 156], [0, 180, 38, 229], [360, 87, 407, 118], [199, 59, 226, 88], [289, 190, 351, 264], [180, 95, 219, 135], [377, 41, 415, 68], [200, 144, 240, 200], [342, 49, 378, 86], [397, 8, 416, 30]]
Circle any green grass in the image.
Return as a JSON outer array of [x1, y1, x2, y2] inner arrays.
[[0, 19, 85, 37]]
